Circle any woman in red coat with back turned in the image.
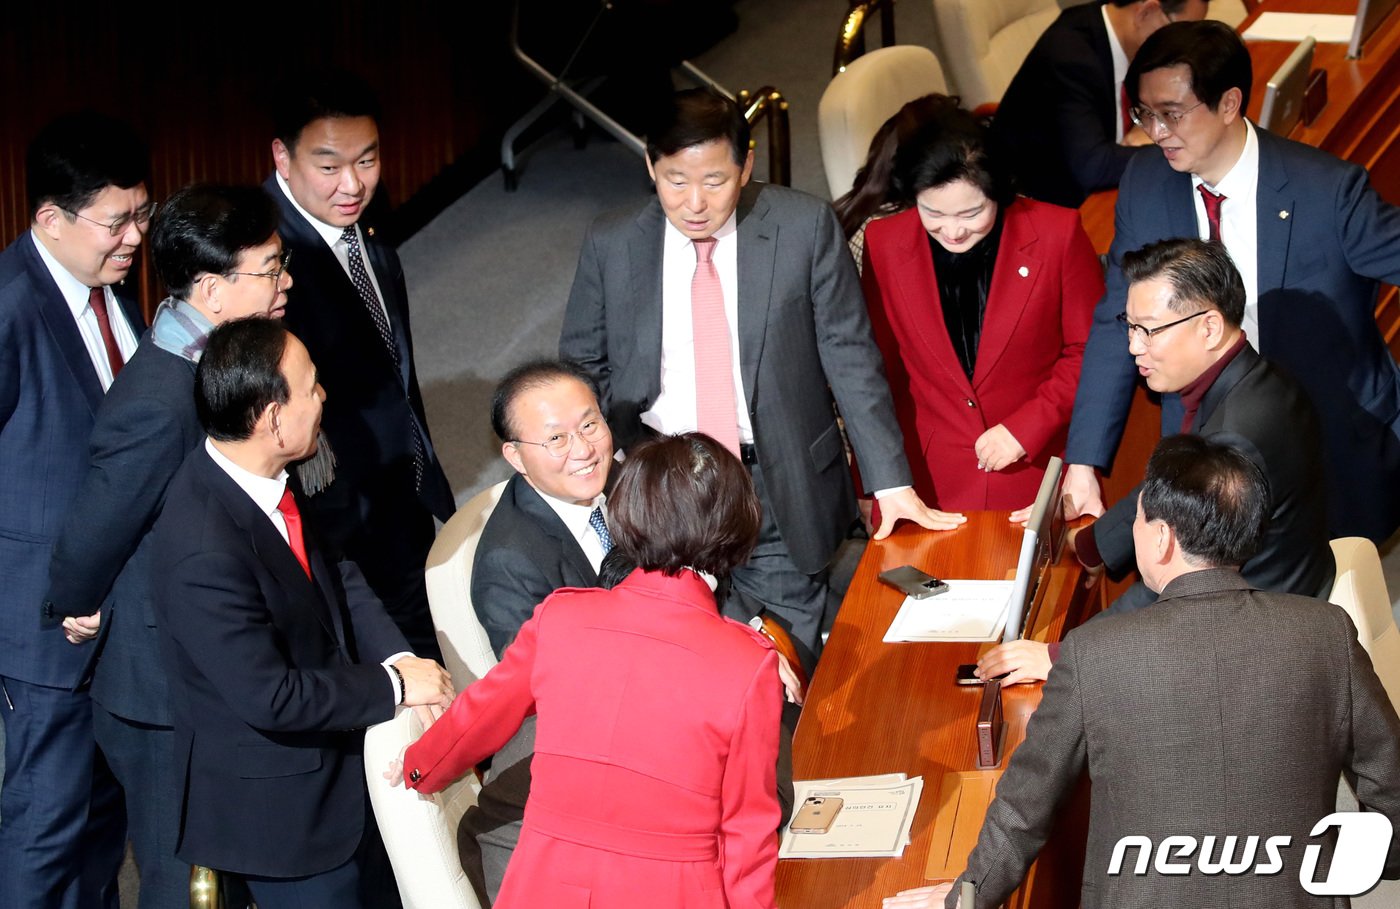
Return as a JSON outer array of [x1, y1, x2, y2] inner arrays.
[[861, 101, 1102, 512], [392, 432, 781, 909]]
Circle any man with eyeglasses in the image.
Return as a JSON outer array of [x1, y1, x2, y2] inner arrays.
[[1063, 20, 1400, 543], [266, 71, 455, 662], [36, 184, 289, 908], [977, 238, 1331, 686], [0, 111, 149, 909], [991, 0, 1209, 209]]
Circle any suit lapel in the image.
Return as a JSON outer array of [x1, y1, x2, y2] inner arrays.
[[513, 477, 598, 583], [24, 235, 104, 412], [1253, 130, 1294, 298], [629, 202, 666, 405], [887, 214, 974, 397], [973, 207, 1041, 387], [1192, 345, 1259, 432], [363, 232, 413, 391], [735, 184, 773, 410], [1163, 166, 1199, 245]]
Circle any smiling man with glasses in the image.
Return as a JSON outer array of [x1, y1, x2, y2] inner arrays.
[[1062, 20, 1400, 545]]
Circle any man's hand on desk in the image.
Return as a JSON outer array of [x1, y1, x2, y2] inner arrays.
[[1061, 464, 1106, 520], [1067, 524, 1105, 590], [977, 639, 1052, 686], [873, 488, 967, 540], [884, 882, 954, 907], [776, 652, 804, 706]]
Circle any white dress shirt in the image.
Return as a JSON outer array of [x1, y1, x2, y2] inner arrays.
[[1102, 5, 1130, 144], [1192, 121, 1261, 349], [642, 212, 754, 444], [32, 230, 139, 391], [536, 489, 609, 574], [273, 173, 391, 326]]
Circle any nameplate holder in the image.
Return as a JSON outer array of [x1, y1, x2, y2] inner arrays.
[[976, 679, 1005, 769]]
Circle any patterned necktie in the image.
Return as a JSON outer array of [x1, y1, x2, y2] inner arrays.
[[690, 238, 741, 457], [340, 225, 426, 491], [589, 506, 613, 554], [277, 486, 312, 579], [88, 286, 124, 380], [1197, 185, 1227, 244]]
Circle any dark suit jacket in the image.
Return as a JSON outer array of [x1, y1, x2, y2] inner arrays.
[[862, 199, 1100, 510], [42, 334, 203, 725], [0, 231, 143, 689], [561, 182, 911, 574], [989, 1, 1146, 208], [1092, 346, 1333, 604], [953, 569, 1400, 909], [152, 445, 408, 877], [265, 176, 454, 554], [1066, 128, 1400, 541]]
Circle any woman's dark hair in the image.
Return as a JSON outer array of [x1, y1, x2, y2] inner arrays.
[[833, 94, 962, 239], [608, 433, 761, 579], [196, 318, 291, 442], [890, 103, 1013, 208], [152, 184, 280, 300]]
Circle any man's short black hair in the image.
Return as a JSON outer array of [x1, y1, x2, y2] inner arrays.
[[26, 112, 149, 220], [608, 433, 761, 579], [1128, 20, 1252, 112], [490, 359, 601, 442], [1141, 434, 1269, 568], [152, 185, 280, 300], [196, 318, 292, 442], [1122, 237, 1245, 326], [645, 88, 750, 166], [1110, 0, 1203, 13], [272, 70, 382, 152], [890, 103, 1014, 208]]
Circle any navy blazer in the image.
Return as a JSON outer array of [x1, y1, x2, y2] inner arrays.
[[0, 231, 143, 689], [1066, 127, 1400, 540], [153, 444, 408, 878], [43, 335, 204, 725]]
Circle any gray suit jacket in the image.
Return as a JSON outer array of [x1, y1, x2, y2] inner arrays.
[[954, 569, 1400, 908], [561, 182, 910, 574]]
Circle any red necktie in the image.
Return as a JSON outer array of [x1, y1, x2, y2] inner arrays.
[[88, 286, 124, 379], [690, 238, 741, 457], [1197, 185, 1227, 244], [276, 486, 312, 579], [1120, 84, 1132, 137]]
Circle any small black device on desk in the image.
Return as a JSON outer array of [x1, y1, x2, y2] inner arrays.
[[878, 565, 949, 599]]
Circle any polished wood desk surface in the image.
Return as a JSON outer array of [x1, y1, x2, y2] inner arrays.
[[777, 514, 1091, 909]]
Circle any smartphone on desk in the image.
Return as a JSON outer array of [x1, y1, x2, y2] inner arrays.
[[956, 663, 1008, 686], [878, 565, 949, 599], [789, 795, 844, 834]]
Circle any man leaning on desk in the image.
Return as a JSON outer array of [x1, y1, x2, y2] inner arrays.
[[885, 434, 1400, 909]]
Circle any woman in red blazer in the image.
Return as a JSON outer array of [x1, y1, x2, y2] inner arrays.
[[394, 433, 782, 909], [862, 104, 1102, 511]]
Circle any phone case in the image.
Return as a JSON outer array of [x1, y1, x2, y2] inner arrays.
[[789, 795, 844, 834]]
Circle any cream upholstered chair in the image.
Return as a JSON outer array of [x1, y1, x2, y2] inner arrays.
[[365, 708, 483, 909], [931, 0, 1060, 110], [426, 479, 508, 689], [1208, 0, 1250, 28], [818, 45, 949, 199], [1328, 537, 1400, 710]]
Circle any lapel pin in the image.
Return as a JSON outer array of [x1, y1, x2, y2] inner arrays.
[[1279, 210, 1290, 220], [1018, 266, 1029, 278], [366, 226, 375, 237]]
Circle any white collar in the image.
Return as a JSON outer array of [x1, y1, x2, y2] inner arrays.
[[661, 209, 739, 254], [274, 172, 356, 250], [535, 486, 606, 544], [1196, 120, 1258, 198], [205, 437, 290, 519], [30, 229, 107, 318], [1101, 4, 1129, 87]]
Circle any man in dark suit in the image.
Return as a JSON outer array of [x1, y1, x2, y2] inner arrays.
[[1063, 21, 1400, 542], [979, 238, 1333, 683], [267, 72, 454, 659], [0, 113, 150, 909], [152, 318, 453, 908], [990, 0, 1207, 208], [561, 88, 963, 667], [888, 435, 1400, 909], [40, 184, 290, 907]]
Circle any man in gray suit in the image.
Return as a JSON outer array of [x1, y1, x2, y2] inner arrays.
[[887, 434, 1400, 909], [561, 88, 962, 667]]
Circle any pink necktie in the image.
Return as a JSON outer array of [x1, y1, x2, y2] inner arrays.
[[690, 238, 741, 457], [88, 286, 124, 379], [1198, 185, 1227, 244]]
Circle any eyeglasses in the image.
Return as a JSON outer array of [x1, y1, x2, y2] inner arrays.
[[65, 201, 158, 237], [511, 418, 609, 457], [1117, 310, 1209, 344], [1129, 100, 1205, 134], [226, 250, 292, 284]]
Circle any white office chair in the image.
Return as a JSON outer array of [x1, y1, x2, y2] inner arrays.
[[818, 45, 949, 200], [365, 708, 483, 909], [931, 0, 1060, 110], [426, 480, 508, 689], [1328, 537, 1400, 710]]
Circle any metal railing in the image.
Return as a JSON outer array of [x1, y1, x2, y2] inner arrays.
[[835, 0, 897, 75], [738, 87, 792, 188]]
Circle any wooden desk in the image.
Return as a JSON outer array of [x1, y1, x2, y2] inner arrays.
[[776, 515, 1094, 909]]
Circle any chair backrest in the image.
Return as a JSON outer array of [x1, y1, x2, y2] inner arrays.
[[426, 479, 509, 688], [1208, 0, 1249, 28], [365, 708, 482, 909], [931, 0, 1060, 110], [1328, 537, 1400, 710], [818, 45, 949, 200]]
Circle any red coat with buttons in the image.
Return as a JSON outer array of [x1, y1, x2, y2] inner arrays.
[[861, 199, 1100, 510]]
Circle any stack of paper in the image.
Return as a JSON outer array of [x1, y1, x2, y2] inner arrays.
[[882, 579, 1015, 643], [779, 773, 924, 858], [1242, 12, 1355, 43]]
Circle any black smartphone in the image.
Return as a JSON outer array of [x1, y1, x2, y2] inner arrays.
[[878, 565, 950, 599], [956, 663, 983, 686]]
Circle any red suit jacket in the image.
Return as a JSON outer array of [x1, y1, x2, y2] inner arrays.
[[861, 199, 1101, 510], [405, 569, 781, 909]]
